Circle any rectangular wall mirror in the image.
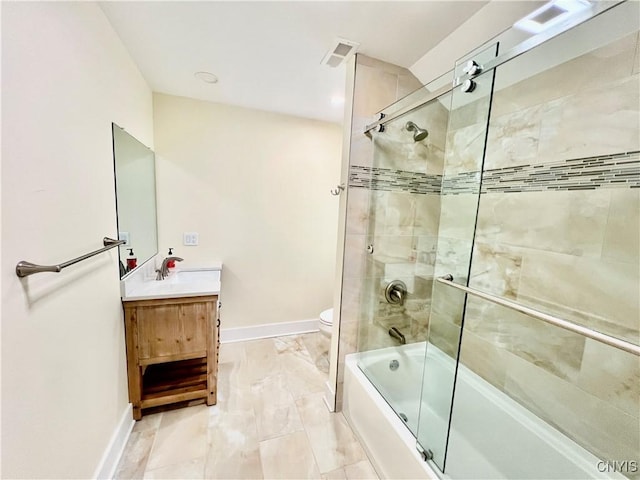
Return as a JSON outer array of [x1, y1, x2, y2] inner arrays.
[[112, 123, 159, 278]]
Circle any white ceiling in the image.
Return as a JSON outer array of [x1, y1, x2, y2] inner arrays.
[[99, 1, 492, 124]]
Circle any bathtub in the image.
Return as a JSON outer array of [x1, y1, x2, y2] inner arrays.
[[344, 343, 624, 480]]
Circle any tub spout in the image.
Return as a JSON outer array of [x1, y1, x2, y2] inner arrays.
[[389, 327, 406, 345]]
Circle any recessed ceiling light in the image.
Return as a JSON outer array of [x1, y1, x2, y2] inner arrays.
[[194, 71, 219, 84]]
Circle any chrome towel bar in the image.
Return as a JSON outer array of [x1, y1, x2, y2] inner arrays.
[[16, 237, 126, 278], [437, 275, 640, 357]]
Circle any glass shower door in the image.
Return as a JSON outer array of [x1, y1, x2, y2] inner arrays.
[[443, 2, 640, 478], [355, 72, 453, 437], [416, 43, 499, 469], [419, 1, 639, 478]]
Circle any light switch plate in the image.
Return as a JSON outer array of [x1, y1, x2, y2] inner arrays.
[[183, 232, 199, 246]]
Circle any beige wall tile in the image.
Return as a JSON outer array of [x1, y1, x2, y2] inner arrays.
[[350, 126, 375, 168], [603, 189, 640, 264], [340, 278, 363, 322], [469, 242, 522, 299], [371, 105, 447, 174], [448, 93, 491, 131], [346, 188, 371, 236], [475, 190, 610, 258], [484, 104, 542, 170], [458, 330, 509, 390], [416, 235, 438, 268], [427, 317, 462, 359], [352, 63, 400, 118], [518, 249, 640, 334], [444, 123, 487, 175], [397, 72, 423, 100], [382, 192, 417, 234], [577, 339, 640, 419], [492, 32, 639, 118], [374, 234, 414, 261], [432, 236, 474, 281], [415, 195, 441, 237], [338, 54, 438, 406], [463, 298, 585, 382], [343, 234, 367, 279], [504, 354, 640, 463], [373, 131, 430, 174], [633, 32, 640, 75], [538, 75, 640, 163], [438, 193, 480, 241]]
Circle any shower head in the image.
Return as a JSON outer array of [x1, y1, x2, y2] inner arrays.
[[405, 121, 429, 142]]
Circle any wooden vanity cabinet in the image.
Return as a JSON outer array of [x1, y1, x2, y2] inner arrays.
[[123, 295, 218, 420]]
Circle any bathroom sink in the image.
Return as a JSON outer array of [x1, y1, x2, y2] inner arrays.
[[122, 266, 222, 301], [172, 268, 220, 284]]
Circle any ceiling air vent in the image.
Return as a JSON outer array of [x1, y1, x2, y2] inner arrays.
[[322, 38, 360, 67], [514, 0, 592, 34]]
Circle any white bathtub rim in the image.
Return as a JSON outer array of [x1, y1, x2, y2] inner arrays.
[[349, 343, 624, 480], [345, 353, 441, 479]]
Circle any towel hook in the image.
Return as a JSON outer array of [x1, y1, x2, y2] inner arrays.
[[330, 184, 345, 196]]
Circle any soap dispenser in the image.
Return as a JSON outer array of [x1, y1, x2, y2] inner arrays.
[[126, 248, 137, 271], [167, 248, 176, 269]]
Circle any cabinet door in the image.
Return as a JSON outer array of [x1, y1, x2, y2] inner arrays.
[[136, 301, 209, 363]]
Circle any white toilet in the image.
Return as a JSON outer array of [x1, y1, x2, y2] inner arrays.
[[319, 308, 333, 338], [314, 308, 333, 374]]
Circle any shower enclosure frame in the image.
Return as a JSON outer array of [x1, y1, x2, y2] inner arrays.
[[339, 1, 640, 478]]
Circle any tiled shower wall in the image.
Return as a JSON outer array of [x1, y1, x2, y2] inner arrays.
[[336, 54, 424, 405], [440, 30, 639, 465], [355, 96, 448, 352]]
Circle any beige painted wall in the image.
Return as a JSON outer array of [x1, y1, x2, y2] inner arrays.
[[1, 3, 153, 478], [153, 94, 342, 329]]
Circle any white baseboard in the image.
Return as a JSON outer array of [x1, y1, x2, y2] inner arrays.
[[220, 318, 319, 343], [94, 403, 134, 479]]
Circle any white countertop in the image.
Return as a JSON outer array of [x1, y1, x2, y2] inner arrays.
[[122, 265, 222, 302]]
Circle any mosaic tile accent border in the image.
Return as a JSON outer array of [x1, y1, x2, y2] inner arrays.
[[480, 150, 640, 194], [442, 171, 480, 195], [349, 165, 442, 194], [349, 151, 639, 195]]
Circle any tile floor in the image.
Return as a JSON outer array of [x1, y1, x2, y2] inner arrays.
[[114, 333, 379, 479]]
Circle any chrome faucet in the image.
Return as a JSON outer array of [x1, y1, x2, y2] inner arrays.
[[155, 256, 184, 280]]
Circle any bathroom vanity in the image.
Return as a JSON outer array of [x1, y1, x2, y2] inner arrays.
[[121, 267, 222, 420]]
